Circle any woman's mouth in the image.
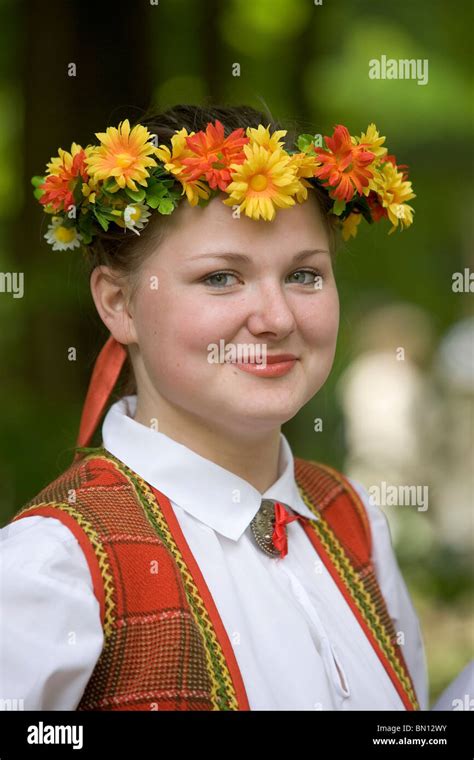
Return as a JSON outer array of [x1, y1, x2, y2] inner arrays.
[[227, 355, 298, 378]]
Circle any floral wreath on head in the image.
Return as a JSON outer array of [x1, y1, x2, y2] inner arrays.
[[31, 118, 415, 252]]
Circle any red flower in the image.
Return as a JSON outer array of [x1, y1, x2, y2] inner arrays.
[[181, 120, 249, 192], [367, 191, 388, 222], [313, 125, 376, 203], [40, 149, 89, 212]]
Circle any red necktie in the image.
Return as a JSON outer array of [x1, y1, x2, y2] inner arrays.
[[250, 498, 306, 559], [272, 501, 305, 559]]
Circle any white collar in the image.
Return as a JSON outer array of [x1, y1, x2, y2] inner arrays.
[[101, 395, 316, 541]]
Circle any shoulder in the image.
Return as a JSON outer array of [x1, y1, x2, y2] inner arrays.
[[294, 457, 374, 561], [3, 448, 128, 541], [1, 513, 97, 594], [3, 449, 122, 625], [0, 514, 104, 710], [14, 447, 123, 514]]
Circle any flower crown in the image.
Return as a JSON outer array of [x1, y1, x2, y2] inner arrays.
[[31, 118, 415, 252]]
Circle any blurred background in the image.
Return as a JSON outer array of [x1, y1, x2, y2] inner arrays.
[[0, 0, 472, 706]]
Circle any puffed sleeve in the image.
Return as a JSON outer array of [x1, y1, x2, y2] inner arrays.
[[0, 515, 104, 710], [347, 478, 430, 711]]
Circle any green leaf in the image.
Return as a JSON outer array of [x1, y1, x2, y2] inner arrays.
[[146, 185, 166, 201], [296, 134, 316, 152], [332, 198, 346, 216], [33, 187, 45, 200], [146, 184, 169, 208], [77, 213, 94, 242], [72, 182, 84, 206], [103, 177, 120, 193], [172, 189, 182, 201], [97, 208, 123, 222], [150, 165, 171, 179], [197, 195, 211, 208], [349, 195, 373, 224], [146, 195, 161, 210], [93, 208, 110, 231], [125, 187, 146, 202], [157, 198, 175, 215], [31, 175, 45, 188]]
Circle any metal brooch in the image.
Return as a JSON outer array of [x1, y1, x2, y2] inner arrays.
[[250, 498, 284, 558]]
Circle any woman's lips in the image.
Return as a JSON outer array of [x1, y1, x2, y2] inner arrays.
[[228, 357, 298, 377]]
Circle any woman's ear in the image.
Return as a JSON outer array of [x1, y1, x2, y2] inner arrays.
[[89, 266, 138, 345]]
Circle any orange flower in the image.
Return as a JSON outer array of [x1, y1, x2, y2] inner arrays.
[[313, 125, 376, 203], [181, 120, 249, 191], [40, 145, 89, 212], [155, 128, 210, 206]]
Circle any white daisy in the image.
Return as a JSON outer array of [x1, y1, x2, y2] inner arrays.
[[44, 218, 82, 251], [123, 203, 151, 235]]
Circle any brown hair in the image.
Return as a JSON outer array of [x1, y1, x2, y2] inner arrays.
[[82, 103, 340, 396]]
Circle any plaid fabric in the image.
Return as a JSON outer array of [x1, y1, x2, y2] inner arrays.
[[9, 446, 419, 711]]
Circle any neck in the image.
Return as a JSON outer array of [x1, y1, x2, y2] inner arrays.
[[133, 391, 282, 493]]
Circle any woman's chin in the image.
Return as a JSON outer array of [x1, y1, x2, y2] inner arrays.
[[218, 398, 304, 431]]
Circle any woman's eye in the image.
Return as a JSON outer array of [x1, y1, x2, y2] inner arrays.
[[202, 271, 239, 288], [288, 269, 322, 286], [202, 268, 322, 288]]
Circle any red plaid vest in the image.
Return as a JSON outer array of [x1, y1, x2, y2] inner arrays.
[[10, 446, 420, 711]]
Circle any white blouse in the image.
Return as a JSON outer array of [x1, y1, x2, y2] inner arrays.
[[0, 395, 429, 711]]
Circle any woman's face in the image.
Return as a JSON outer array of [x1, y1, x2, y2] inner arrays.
[[128, 191, 340, 437]]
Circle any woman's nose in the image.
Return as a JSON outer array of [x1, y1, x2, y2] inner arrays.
[[246, 282, 297, 336]]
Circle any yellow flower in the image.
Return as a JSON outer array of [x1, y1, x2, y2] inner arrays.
[[223, 141, 302, 221], [287, 151, 321, 202], [370, 161, 416, 233], [155, 128, 210, 206], [154, 128, 191, 174], [342, 213, 362, 241], [245, 124, 287, 152], [80, 147, 99, 203], [352, 123, 388, 160], [86, 119, 158, 192], [81, 183, 96, 204], [46, 142, 85, 175]]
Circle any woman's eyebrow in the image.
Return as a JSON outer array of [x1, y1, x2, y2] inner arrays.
[[188, 249, 329, 264]]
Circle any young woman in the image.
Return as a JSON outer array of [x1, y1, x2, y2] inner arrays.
[[0, 104, 427, 711]]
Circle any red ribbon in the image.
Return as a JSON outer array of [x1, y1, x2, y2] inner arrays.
[[272, 501, 305, 559], [74, 335, 127, 459]]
